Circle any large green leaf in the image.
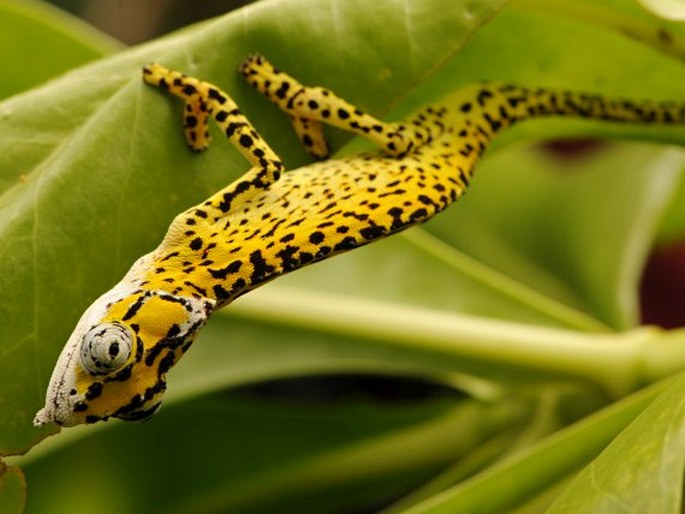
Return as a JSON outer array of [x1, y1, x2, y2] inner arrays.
[[388, 375, 678, 514], [546, 371, 685, 514]]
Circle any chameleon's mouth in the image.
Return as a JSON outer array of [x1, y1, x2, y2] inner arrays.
[[34, 395, 80, 427]]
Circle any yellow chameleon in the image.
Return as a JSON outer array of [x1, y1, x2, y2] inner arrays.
[[34, 54, 685, 427]]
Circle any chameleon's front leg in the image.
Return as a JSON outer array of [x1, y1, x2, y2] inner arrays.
[[143, 64, 285, 220], [239, 54, 430, 159]]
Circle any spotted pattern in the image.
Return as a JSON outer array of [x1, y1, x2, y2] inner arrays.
[[141, 56, 685, 309], [35, 54, 685, 427]]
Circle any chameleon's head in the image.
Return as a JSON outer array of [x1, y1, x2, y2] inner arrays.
[[34, 285, 215, 427]]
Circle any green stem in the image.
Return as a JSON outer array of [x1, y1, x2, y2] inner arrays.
[[226, 286, 684, 396]]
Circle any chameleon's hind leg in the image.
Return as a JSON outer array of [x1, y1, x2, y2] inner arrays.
[[143, 63, 285, 218], [240, 55, 427, 159]]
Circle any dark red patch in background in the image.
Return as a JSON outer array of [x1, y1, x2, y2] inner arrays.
[[641, 242, 685, 328]]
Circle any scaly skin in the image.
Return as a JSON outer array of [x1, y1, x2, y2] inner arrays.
[[35, 54, 685, 426]]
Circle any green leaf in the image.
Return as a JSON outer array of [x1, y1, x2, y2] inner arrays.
[[546, 371, 685, 514], [0, 0, 120, 100], [393, 376, 676, 514]]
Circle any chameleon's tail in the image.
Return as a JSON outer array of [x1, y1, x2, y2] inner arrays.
[[457, 83, 685, 136]]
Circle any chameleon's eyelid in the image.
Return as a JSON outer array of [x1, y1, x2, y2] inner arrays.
[[79, 322, 133, 376]]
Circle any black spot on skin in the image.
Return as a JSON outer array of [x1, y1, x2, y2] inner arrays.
[[107, 363, 133, 382], [189, 237, 203, 251], [299, 252, 314, 264], [208, 88, 227, 104], [239, 134, 253, 148], [249, 250, 275, 284], [208, 260, 242, 279], [182, 84, 197, 96], [213, 284, 231, 301], [185, 115, 198, 128], [135, 337, 144, 362], [215, 110, 228, 122], [225, 122, 244, 138], [162, 251, 180, 262], [360, 225, 386, 240], [276, 81, 290, 99], [418, 195, 435, 206], [477, 89, 494, 106], [73, 402, 88, 412], [484, 113, 502, 132], [276, 245, 300, 271], [308, 99, 319, 109], [309, 231, 325, 244], [460, 102, 472, 113], [122, 295, 147, 322], [315, 246, 332, 259], [85, 382, 103, 401], [116, 398, 163, 422], [158, 351, 176, 376], [338, 109, 350, 119], [334, 237, 357, 251], [410, 208, 428, 222], [166, 324, 181, 338], [185, 281, 208, 297]]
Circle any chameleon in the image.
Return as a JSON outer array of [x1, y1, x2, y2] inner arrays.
[[34, 54, 685, 427]]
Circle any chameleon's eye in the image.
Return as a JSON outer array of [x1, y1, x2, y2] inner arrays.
[[80, 323, 133, 375]]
